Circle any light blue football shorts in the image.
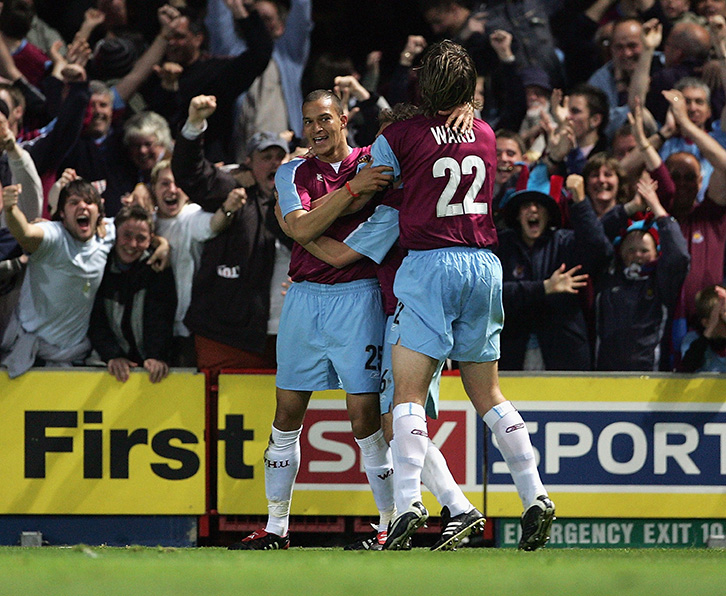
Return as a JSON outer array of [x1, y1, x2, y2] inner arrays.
[[276, 278, 385, 393], [389, 247, 503, 363], [380, 316, 443, 419]]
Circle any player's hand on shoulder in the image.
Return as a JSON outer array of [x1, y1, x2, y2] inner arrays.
[[443, 103, 474, 134], [350, 161, 393, 195]]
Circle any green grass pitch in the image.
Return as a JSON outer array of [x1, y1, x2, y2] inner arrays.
[[1, 546, 725, 596]]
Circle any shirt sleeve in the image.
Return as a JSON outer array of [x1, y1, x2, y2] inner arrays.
[[189, 209, 216, 242], [344, 204, 400, 264], [31, 221, 62, 260], [370, 134, 401, 180], [275, 159, 310, 218]]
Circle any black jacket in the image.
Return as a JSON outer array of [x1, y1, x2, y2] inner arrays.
[[595, 216, 690, 371], [89, 251, 176, 363], [495, 198, 613, 370], [173, 132, 288, 353], [141, 10, 273, 163]]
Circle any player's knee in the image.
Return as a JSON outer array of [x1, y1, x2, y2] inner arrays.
[[349, 411, 381, 439], [273, 407, 306, 431]]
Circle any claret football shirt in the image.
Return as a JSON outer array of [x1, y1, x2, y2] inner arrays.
[[276, 146, 378, 284], [370, 114, 498, 251]]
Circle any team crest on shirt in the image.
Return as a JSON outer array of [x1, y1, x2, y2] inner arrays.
[[357, 154, 372, 165], [691, 231, 705, 244], [512, 265, 525, 280], [316, 173, 324, 181]]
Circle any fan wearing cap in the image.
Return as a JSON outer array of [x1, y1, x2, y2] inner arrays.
[[594, 173, 690, 371], [495, 171, 613, 371], [171, 95, 290, 374], [517, 66, 554, 162], [625, 91, 726, 362]]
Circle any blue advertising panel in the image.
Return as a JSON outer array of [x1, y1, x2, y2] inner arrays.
[[487, 375, 726, 518]]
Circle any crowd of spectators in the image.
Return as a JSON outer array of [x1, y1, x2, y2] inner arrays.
[[2, 0, 726, 380]]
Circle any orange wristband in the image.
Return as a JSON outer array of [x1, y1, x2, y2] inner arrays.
[[345, 181, 360, 198]]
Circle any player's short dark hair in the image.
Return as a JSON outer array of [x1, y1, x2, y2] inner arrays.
[[302, 89, 345, 116], [52, 179, 105, 221], [114, 204, 155, 236], [495, 129, 526, 155], [418, 40, 477, 117]]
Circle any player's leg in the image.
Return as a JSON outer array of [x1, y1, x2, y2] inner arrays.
[[409, 358, 485, 551], [391, 343, 437, 517], [345, 391, 395, 549], [330, 279, 395, 548], [425, 433, 485, 550], [228, 388, 310, 550], [382, 250, 459, 549], [230, 282, 323, 551], [381, 359, 482, 551], [383, 343, 438, 549], [459, 359, 554, 550]]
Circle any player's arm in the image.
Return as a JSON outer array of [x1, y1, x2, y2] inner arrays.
[[356, 136, 401, 205], [303, 236, 363, 268], [2, 184, 44, 253], [280, 163, 392, 245], [302, 201, 400, 268], [310, 184, 378, 215]]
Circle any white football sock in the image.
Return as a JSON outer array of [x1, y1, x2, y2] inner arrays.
[[421, 439, 472, 517], [391, 402, 429, 513], [483, 401, 546, 509], [264, 425, 302, 536], [356, 428, 396, 532]]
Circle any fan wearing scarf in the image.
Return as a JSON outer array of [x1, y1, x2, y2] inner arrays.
[[594, 173, 690, 371]]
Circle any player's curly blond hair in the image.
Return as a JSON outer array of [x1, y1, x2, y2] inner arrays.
[[417, 40, 480, 117]]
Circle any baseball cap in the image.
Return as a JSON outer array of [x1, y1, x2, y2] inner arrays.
[[246, 131, 289, 155], [520, 66, 552, 93]]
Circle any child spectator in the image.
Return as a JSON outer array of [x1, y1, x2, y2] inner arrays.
[[594, 175, 690, 371], [678, 284, 726, 372]]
